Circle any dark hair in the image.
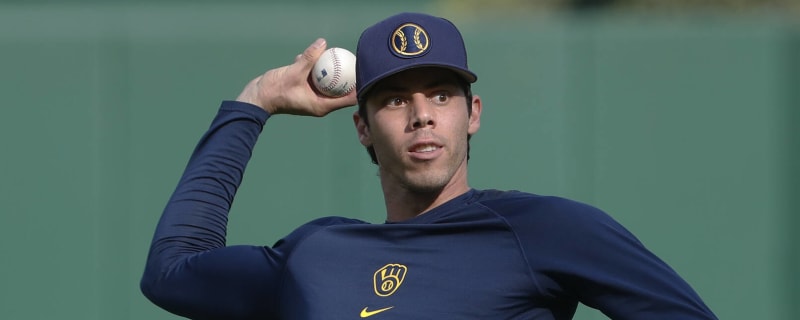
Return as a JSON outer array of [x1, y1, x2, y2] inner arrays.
[[357, 78, 474, 165]]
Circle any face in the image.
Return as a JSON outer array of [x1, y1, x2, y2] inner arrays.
[[354, 67, 482, 193]]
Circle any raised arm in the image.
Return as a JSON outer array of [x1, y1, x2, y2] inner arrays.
[[140, 39, 356, 319]]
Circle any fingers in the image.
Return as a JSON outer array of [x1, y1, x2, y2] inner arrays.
[[236, 38, 353, 116], [295, 38, 327, 71], [334, 89, 358, 106], [317, 89, 358, 113]]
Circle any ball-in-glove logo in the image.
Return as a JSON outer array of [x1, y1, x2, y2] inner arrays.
[[373, 263, 407, 297]]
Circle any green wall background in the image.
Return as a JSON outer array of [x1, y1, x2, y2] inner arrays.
[[0, 3, 797, 319]]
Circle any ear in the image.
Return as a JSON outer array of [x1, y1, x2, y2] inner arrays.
[[353, 110, 372, 147], [467, 94, 482, 135]]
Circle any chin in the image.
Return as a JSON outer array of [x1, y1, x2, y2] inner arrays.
[[402, 174, 450, 194], [406, 184, 446, 194]]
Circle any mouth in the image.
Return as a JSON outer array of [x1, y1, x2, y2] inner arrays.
[[408, 142, 443, 160], [411, 143, 440, 153]]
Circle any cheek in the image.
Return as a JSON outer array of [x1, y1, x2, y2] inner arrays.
[[366, 120, 398, 151], [371, 126, 402, 152], [445, 112, 472, 136], [370, 113, 404, 142]]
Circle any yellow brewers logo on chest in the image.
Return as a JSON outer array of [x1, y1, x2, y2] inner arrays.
[[373, 263, 408, 296], [391, 23, 429, 57]]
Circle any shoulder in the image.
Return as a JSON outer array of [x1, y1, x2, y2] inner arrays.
[[301, 216, 368, 228], [472, 189, 606, 221], [476, 191, 717, 318], [471, 189, 631, 241], [272, 216, 368, 250]]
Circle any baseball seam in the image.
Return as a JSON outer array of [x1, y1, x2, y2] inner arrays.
[[321, 48, 353, 95]]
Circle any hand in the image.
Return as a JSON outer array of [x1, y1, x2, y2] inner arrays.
[[236, 38, 357, 117]]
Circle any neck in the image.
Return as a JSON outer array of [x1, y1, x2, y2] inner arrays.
[[380, 165, 471, 222]]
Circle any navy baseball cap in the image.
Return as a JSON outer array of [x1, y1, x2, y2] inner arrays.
[[356, 12, 478, 102]]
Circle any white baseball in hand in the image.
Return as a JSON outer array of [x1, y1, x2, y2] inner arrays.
[[311, 47, 357, 97]]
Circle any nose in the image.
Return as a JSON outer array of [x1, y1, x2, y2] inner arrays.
[[410, 95, 435, 130]]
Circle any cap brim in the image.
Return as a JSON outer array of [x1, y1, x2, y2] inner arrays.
[[357, 63, 477, 102]]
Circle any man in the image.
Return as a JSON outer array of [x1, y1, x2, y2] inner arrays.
[[141, 12, 717, 319]]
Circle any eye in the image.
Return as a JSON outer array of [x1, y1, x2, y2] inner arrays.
[[430, 91, 450, 105], [386, 97, 406, 108]]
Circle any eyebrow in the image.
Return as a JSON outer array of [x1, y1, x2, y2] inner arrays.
[[377, 79, 457, 94]]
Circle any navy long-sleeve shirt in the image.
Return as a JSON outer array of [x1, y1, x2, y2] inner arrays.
[[141, 101, 717, 319]]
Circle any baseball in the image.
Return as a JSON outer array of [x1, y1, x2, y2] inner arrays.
[[311, 47, 357, 97]]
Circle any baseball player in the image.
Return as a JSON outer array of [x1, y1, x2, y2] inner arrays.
[[141, 12, 717, 319]]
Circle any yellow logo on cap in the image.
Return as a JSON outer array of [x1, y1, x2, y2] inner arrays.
[[391, 23, 429, 56]]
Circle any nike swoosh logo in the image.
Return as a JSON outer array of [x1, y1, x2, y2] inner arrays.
[[360, 306, 394, 318]]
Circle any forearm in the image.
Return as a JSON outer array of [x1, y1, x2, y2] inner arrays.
[[146, 100, 269, 268], [141, 101, 277, 318]]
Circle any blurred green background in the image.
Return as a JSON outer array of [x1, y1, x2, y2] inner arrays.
[[0, 1, 797, 319]]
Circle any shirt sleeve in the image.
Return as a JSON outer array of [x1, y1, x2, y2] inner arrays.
[[506, 196, 718, 319], [140, 101, 284, 320]]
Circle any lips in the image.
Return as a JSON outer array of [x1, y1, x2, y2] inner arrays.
[[411, 143, 439, 153], [408, 141, 443, 160]]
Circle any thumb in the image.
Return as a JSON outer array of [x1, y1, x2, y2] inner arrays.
[[296, 38, 327, 70]]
